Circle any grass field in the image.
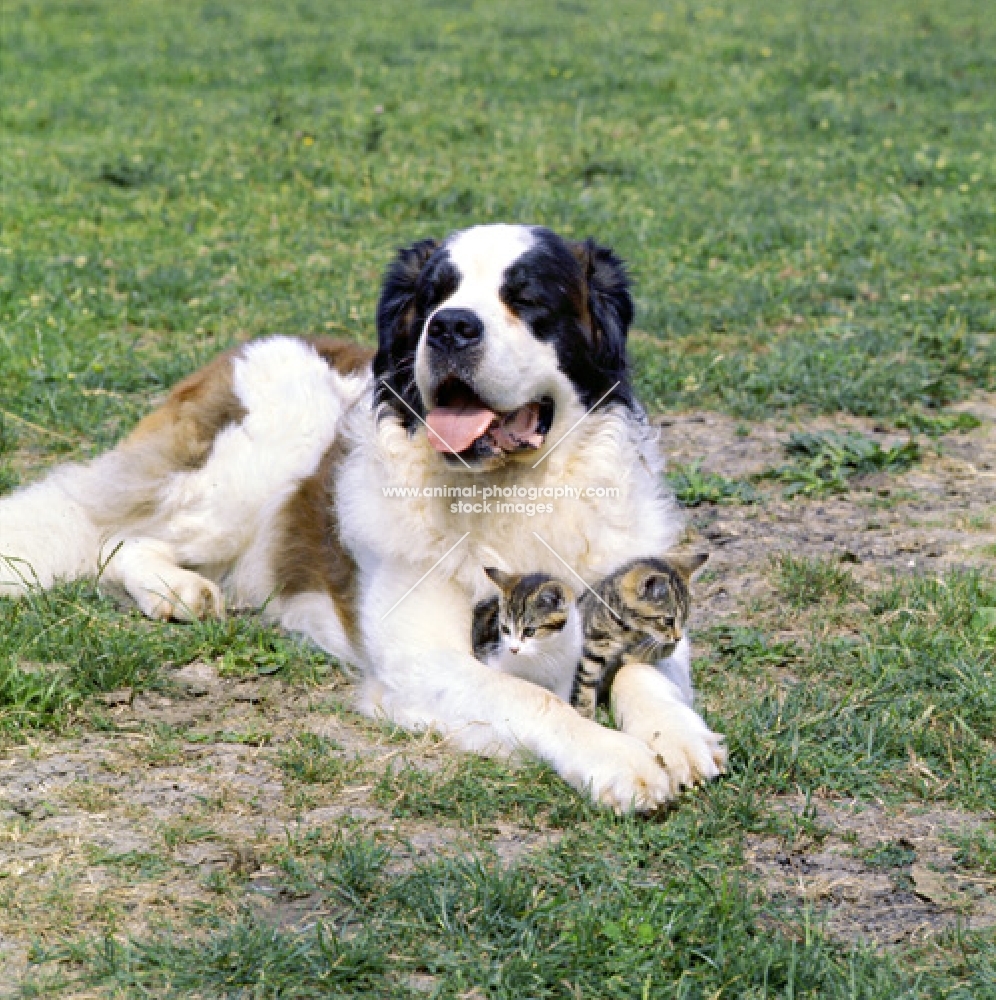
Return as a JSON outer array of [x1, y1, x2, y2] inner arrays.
[[1, 1, 995, 996]]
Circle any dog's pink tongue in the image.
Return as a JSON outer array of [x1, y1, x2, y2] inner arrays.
[[426, 404, 496, 453]]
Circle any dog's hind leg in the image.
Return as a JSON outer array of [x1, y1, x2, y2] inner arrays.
[[102, 537, 223, 622], [0, 464, 105, 597]]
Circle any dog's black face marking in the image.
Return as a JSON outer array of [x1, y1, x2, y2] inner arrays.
[[500, 228, 634, 410], [373, 225, 636, 436], [373, 238, 454, 426]]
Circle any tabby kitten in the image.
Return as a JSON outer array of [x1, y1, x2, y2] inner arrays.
[[573, 553, 708, 719], [472, 567, 581, 702]]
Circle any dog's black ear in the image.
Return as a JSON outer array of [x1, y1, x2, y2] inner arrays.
[[569, 238, 635, 406], [570, 238, 634, 353], [375, 238, 439, 358], [373, 238, 439, 423]]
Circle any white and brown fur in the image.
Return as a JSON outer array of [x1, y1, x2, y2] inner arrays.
[[0, 224, 725, 812]]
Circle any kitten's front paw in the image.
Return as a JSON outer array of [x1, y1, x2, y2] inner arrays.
[[645, 704, 726, 791], [573, 730, 673, 814]]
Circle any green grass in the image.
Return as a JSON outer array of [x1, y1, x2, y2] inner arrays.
[[1, 0, 994, 454], [670, 433, 923, 506], [895, 409, 982, 437], [0, 583, 334, 736], [718, 570, 996, 809], [666, 461, 761, 506], [953, 828, 996, 877], [48, 801, 996, 999], [373, 755, 594, 829], [277, 732, 363, 789], [85, 849, 172, 881], [632, 323, 995, 421], [759, 429, 921, 496], [772, 553, 861, 608], [2, 1, 995, 996], [66, 917, 387, 998]]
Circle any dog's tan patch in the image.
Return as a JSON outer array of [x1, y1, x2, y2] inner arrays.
[[117, 337, 372, 615], [271, 340, 373, 646], [308, 337, 375, 376], [272, 439, 359, 644], [124, 348, 245, 471], [123, 338, 371, 476]]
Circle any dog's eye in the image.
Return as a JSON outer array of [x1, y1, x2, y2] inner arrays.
[[416, 258, 459, 314], [504, 282, 541, 311]]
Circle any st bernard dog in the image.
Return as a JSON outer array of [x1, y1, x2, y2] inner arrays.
[[0, 224, 725, 812]]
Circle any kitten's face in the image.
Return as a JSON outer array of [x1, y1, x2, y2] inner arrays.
[[486, 569, 575, 659], [617, 560, 691, 656]]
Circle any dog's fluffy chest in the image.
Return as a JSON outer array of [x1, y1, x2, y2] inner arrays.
[[336, 389, 681, 605]]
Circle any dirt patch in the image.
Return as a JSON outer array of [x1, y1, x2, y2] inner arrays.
[[0, 662, 559, 992], [747, 797, 996, 945], [659, 397, 996, 622]]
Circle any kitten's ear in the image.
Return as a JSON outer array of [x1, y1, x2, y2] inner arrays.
[[667, 552, 709, 584], [484, 566, 514, 592]]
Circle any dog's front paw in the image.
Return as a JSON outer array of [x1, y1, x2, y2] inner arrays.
[[645, 704, 726, 791], [610, 661, 726, 795], [138, 570, 224, 622], [575, 729, 673, 814]]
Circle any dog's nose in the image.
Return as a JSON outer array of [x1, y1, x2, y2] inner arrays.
[[426, 309, 484, 352]]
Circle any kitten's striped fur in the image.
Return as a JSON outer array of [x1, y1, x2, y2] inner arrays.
[[573, 553, 708, 719]]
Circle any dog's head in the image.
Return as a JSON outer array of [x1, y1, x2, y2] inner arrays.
[[373, 224, 635, 469]]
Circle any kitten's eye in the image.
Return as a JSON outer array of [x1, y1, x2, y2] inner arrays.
[[642, 574, 669, 602], [500, 624, 511, 635], [664, 617, 676, 629], [536, 589, 564, 612], [523, 627, 536, 637]]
